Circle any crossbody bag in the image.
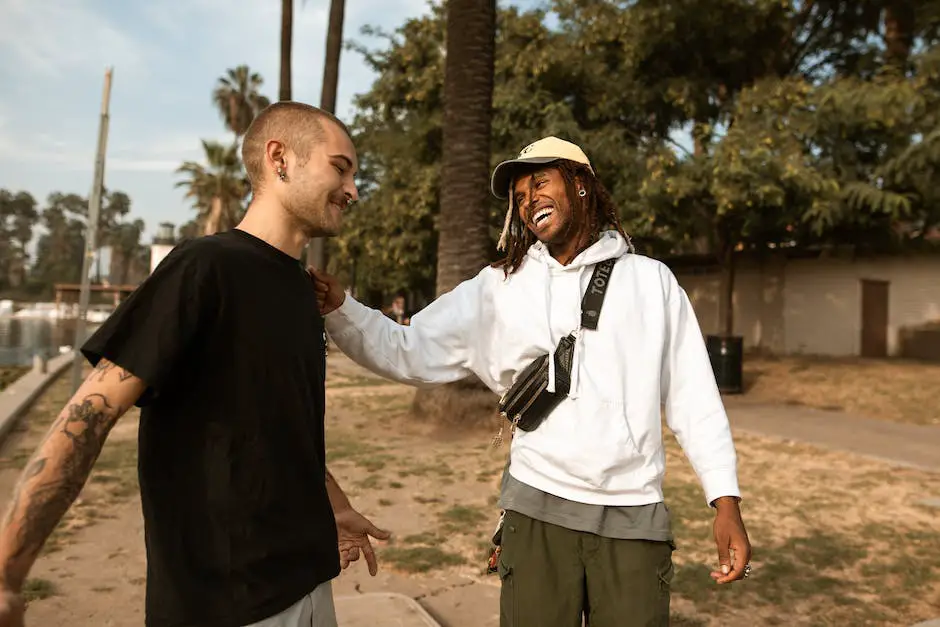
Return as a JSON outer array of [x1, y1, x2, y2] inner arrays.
[[492, 257, 616, 447]]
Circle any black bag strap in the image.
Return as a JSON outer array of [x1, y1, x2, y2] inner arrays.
[[579, 258, 617, 331]]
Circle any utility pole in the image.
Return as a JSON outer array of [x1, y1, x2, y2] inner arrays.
[[307, 0, 346, 271], [71, 67, 113, 392]]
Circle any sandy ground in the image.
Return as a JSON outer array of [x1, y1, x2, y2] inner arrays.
[[0, 355, 937, 626]]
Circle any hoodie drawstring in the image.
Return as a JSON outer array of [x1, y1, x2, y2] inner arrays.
[[567, 266, 588, 400], [545, 260, 557, 394]]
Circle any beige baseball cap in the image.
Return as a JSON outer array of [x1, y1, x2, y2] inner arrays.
[[490, 136, 594, 199]]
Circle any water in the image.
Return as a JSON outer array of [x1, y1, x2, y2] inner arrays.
[[0, 317, 99, 366]]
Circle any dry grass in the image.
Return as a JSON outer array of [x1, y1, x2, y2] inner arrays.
[[3, 355, 937, 625], [0, 366, 29, 392], [741, 354, 940, 425], [326, 354, 940, 626]]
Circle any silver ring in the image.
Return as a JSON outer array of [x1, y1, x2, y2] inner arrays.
[[743, 564, 752, 579]]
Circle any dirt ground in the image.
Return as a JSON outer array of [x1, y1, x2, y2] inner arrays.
[[741, 354, 940, 426], [0, 356, 938, 626]]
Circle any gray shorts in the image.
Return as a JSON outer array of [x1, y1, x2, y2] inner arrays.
[[242, 581, 337, 627]]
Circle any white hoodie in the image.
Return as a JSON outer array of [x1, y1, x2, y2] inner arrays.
[[324, 232, 740, 507]]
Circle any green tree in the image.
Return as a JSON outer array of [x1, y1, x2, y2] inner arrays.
[[0, 190, 38, 290], [31, 193, 90, 290], [176, 140, 249, 236]]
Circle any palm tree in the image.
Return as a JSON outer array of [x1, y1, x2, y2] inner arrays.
[[413, 0, 497, 425], [435, 0, 496, 295], [213, 66, 271, 137], [320, 0, 346, 113], [176, 140, 249, 236], [280, 0, 293, 101], [307, 0, 347, 270]]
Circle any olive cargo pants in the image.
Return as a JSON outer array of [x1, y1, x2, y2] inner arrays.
[[497, 511, 674, 627]]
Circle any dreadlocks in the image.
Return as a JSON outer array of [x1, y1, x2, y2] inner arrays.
[[493, 160, 634, 276]]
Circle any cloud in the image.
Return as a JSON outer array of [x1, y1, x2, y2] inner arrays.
[[0, 0, 149, 80], [0, 0, 441, 239]]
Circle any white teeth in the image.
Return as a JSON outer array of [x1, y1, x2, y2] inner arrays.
[[533, 209, 552, 225]]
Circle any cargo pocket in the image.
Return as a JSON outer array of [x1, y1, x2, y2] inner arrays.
[[498, 511, 517, 627], [657, 556, 674, 593], [498, 557, 514, 627], [655, 549, 675, 626]]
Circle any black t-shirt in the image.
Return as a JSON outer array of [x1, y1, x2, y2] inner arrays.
[[82, 229, 339, 627]]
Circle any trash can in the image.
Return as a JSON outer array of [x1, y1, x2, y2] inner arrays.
[[706, 335, 743, 394]]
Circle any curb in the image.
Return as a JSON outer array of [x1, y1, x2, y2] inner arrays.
[[334, 592, 441, 626], [0, 352, 76, 447]]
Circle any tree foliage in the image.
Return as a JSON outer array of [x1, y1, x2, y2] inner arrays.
[[339, 0, 940, 318]]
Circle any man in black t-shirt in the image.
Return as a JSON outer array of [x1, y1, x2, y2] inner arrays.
[[0, 102, 388, 627]]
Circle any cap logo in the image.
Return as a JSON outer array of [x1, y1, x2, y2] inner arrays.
[[519, 142, 536, 156]]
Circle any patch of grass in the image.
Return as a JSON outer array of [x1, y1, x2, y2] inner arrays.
[[388, 481, 404, 489], [327, 433, 380, 462], [91, 586, 114, 593], [0, 366, 29, 392], [381, 546, 466, 573], [413, 495, 442, 505], [329, 375, 392, 389], [741, 354, 940, 425], [439, 504, 487, 530], [355, 454, 393, 472], [378, 498, 394, 506], [403, 532, 440, 545], [22, 578, 58, 603], [400, 462, 436, 478], [355, 475, 382, 490]]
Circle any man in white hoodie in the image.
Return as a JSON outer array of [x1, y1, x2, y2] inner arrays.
[[312, 137, 751, 626]]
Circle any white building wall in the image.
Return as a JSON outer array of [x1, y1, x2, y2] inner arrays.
[[674, 253, 940, 357]]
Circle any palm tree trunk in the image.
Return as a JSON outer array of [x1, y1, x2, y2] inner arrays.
[[280, 0, 293, 101], [205, 197, 223, 236], [307, 0, 346, 271], [883, 1, 915, 73], [320, 0, 346, 114], [435, 0, 496, 295], [413, 0, 497, 427]]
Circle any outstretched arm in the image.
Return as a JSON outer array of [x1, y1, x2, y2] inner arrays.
[[0, 359, 146, 595], [310, 267, 489, 388]]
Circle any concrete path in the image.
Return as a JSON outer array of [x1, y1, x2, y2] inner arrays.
[[0, 352, 74, 444], [724, 399, 940, 472]]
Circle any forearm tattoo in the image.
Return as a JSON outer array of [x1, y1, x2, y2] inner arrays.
[[2, 393, 123, 581]]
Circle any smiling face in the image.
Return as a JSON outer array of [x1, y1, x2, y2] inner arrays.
[[512, 166, 584, 248], [278, 120, 359, 238]]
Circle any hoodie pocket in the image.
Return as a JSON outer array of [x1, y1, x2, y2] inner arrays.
[[569, 398, 643, 474]]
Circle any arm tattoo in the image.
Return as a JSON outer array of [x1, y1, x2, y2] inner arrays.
[[91, 360, 134, 383], [4, 393, 123, 570]]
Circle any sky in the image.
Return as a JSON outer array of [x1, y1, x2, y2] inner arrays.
[[0, 0, 546, 244]]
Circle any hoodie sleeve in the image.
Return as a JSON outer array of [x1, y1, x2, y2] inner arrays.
[[323, 271, 490, 388], [659, 266, 741, 507]]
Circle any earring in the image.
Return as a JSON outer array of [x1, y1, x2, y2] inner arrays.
[[578, 189, 586, 197], [277, 165, 287, 182]]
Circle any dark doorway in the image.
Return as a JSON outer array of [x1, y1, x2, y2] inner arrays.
[[860, 279, 889, 358]]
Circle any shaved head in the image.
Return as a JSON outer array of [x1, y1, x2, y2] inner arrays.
[[242, 101, 349, 193]]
